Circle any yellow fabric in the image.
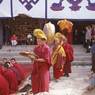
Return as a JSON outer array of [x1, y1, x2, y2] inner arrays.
[[33, 29, 47, 40], [51, 45, 66, 65], [47, 32, 54, 44], [54, 32, 63, 40], [54, 32, 66, 42], [57, 19, 73, 32]]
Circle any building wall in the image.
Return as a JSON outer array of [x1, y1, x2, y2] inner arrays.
[[2, 15, 45, 45], [1, 16, 95, 45]]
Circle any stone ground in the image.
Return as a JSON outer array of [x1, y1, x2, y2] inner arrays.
[[0, 45, 94, 95], [13, 66, 95, 95]]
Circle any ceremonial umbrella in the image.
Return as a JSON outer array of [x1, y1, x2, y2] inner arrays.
[[57, 19, 73, 33]]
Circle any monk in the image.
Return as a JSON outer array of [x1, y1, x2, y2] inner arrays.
[[0, 74, 9, 95], [2, 62, 18, 94], [0, 65, 9, 95], [10, 58, 25, 84], [31, 29, 51, 95], [51, 33, 66, 81], [62, 36, 74, 77], [57, 19, 73, 44]]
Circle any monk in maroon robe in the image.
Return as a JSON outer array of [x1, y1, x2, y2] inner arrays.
[[0, 65, 9, 95], [0, 74, 9, 95], [62, 37, 74, 77], [31, 29, 51, 94], [57, 19, 73, 44], [61, 28, 73, 44], [10, 58, 25, 84], [51, 33, 66, 81], [2, 62, 18, 94]]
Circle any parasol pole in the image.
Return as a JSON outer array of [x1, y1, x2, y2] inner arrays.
[[45, 0, 47, 22], [10, 0, 13, 18]]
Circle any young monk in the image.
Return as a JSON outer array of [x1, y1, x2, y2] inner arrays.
[[10, 58, 25, 84], [0, 74, 9, 95], [31, 29, 51, 95], [51, 32, 66, 81], [0, 64, 9, 95], [2, 61, 18, 94], [62, 36, 74, 77]]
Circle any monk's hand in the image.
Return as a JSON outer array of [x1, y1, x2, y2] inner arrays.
[[34, 58, 45, 63]]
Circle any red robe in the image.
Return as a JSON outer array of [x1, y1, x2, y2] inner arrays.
[[0, 65, 4, 75], [31, 44, 51, 94], [0, 74, 9, 95], [13, 63, 25, 82], [3, 68, 18, 93], [0, 66, 9, 95], [61, 31, 73, 44], [53, 53, 65, 79], [63, 43, 74, 74], [67, 32, 73, 44], [10, 65, 22, 84]]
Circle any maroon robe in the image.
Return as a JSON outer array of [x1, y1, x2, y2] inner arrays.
[[61, 30, 73, 44], [67, 32, 73, 44], [63, 43, 74, 74], [0, 65, 9, 95], [0, 65, 4, 75], [31, 44, 51, 94], [3, 68, 18, 93], [13, 63, 25, 82], [0, 74, 9, 95], [10, 65, 22, 84], [53, 53, 65, 79]]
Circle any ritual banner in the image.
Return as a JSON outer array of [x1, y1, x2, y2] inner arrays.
[[12, 0, 45, 18], [0, 0, 11, 17], [47, 0, 95, 19], [0, 0, 95, 19]]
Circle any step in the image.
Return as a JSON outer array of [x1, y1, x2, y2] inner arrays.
[[0, 45, 92, 66], [74, 56, 91, 61], [72, 60, 91, 66]]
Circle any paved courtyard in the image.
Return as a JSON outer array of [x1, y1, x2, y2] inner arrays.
[[14, 66, 95, 95], [0, 45, 94, 95]]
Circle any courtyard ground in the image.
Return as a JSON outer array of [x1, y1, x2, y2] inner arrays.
[[15, 66, 95, 95]]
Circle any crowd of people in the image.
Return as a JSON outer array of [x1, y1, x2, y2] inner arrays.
[[0, 20, 95, 95], [27, 23, 95, 95], [87, 35, 95, 91], [0, 25, 74, 95], [85, 24, 95, 53], [30, 28, 74, 95], [82, 25, 95, 91], [10, 33, 35, 46], [0, 57, 32, 95]]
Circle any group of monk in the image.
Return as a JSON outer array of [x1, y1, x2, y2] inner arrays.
[[0, 58, 26, 95], [31, 29, 74, 95], [0, 25, 74, 95]]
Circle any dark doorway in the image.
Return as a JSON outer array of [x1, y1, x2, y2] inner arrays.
[[72, 21, 95, 45], [3, 25, 11, 45]]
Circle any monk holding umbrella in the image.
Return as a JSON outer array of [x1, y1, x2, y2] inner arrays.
[[57, 19, 73, 44]]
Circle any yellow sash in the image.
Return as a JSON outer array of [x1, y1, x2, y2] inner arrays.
[[51, 45, 66, 65]]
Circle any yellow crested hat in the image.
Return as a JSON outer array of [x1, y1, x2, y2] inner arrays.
[[33, 29, 47, 40], [54, 33, 62, 42], [54, 32, 67, 41], [57, 19, 73, 32], [54, 32, 62, 39]]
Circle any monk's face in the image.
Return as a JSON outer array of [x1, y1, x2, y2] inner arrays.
[[2, 58, 8, 63], [10, 59, 16, 64], [37, 38, 43, 45], [54, 38, 60, 46]]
